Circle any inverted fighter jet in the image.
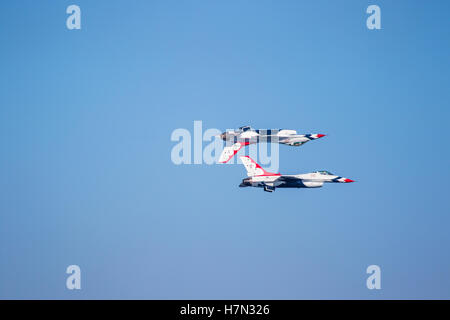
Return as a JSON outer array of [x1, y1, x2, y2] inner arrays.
[[218, 126, 325, 163], [238, 156, 354, 192]]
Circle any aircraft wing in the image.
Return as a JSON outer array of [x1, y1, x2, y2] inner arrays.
[[278, 137, 307, 146], [278, 134, 325, 146]]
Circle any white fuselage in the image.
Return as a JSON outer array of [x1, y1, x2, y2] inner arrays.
[[222, 129, 323, 146], [241, 173, 351, 189]]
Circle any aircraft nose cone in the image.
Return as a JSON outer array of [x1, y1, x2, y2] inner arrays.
[[344, 178, 354, 183], [317, 134, 326, 138]]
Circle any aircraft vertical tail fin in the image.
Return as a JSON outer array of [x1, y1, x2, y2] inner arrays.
[[219, 142, 249, 163], [239, 156, 280, 177]]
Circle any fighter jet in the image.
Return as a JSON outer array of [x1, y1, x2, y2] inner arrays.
[[238, 156, 354, 192], [218, 126, 325, 163]]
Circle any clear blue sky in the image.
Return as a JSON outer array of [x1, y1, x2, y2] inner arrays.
[[1, 0, 449, 299]]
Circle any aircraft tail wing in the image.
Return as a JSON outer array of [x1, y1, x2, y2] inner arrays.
[[219, 142, 249, 163], [239, 156, 280, 177]]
